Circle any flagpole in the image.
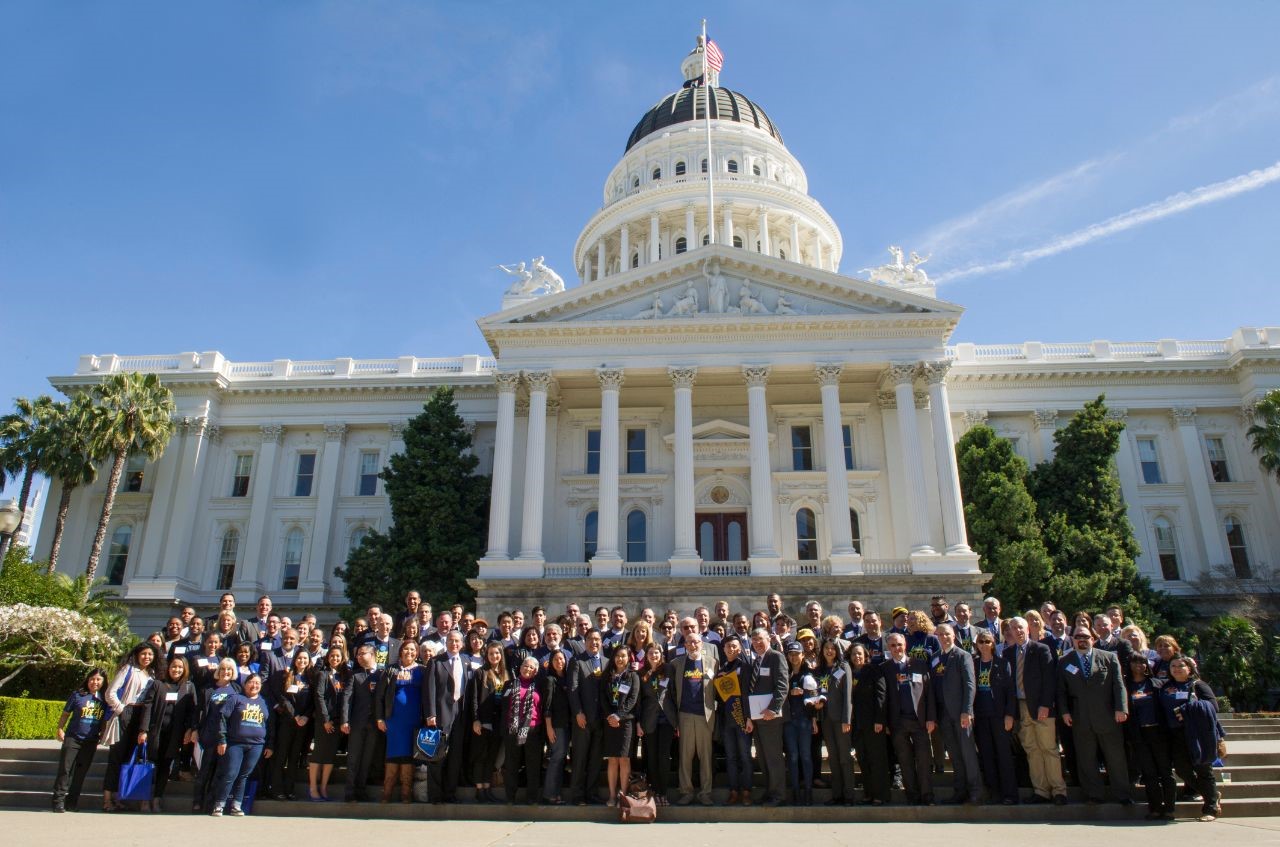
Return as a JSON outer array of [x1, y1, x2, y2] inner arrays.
[[703, 20, 715, 246]]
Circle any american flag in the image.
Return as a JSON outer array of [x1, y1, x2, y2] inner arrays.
[[705, 39, 724, 73]]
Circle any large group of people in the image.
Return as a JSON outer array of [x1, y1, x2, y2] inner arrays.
[[51, 590, 1226, 822]]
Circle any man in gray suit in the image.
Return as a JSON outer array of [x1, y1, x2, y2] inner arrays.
[[746, 627, 789, 806], [933, 624, 983, 804], [669, 629, 719, 805], [1057, 624, 1131, 804]]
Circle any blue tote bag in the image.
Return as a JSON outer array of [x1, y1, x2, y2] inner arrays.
[[118, 743, 154, 802]]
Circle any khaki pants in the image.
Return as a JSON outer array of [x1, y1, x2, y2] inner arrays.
[[1017, 700, 1065, 798], [677, 712, 714, 800]]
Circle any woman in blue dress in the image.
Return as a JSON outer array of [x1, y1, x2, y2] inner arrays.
[[375, 640, 425, 803]]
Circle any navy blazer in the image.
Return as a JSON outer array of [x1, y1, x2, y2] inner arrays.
[[1004, 640, 1057, 716], [883, 657, 936, 728], [567, 653, 607, 723]]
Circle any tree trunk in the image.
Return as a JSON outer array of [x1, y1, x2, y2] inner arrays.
[[47, 483, 75, 574], [85, 449, 126, 587]]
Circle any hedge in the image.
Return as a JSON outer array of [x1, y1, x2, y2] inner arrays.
[[0, 696, 64, 739]]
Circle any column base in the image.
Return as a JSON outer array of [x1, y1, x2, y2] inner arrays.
[[590, 555, 623, 578], [478, 556, 540, 579], [828, 552, 864, 576], [748, 555, 782, 577], [515, 552, 547, 564], [911, 551, 982, 574], [944, 543, 975, 556], [297, 583, 327, 605], [668, 555, 703, 577]]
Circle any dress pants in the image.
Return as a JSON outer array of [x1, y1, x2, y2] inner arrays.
[[722, 722, 752, 793], [569, 721, 603, 803], [1017, 700, 1066, 798], [344, 724, 380, 801], [973, 714, 1018, 802], [677, 712, 714, 801], [1134, 725, 1176, 813], [52, 736, 97, 808], [853, 726, 890, 803], [271, 716, 309, 797], [502, 734, 542, 803], [890, 717, 933, 802], [939, 714, 984, 801], [542, 725, 570, 800], [752, 718, 785, 801], [642, 722, 677, 798], [1168, 728, 1219, 815], [1072, 719, 1130, 802], [193, 746, 221, 808], [821, 721, 856, 802], [428, 719, 467, 801]]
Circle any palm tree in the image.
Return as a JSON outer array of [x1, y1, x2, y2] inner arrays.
[[39, 394, 106, 573], [83, 373, 175, 586], [0, 394, 56, 560], [1246, 389, 1280, 485]]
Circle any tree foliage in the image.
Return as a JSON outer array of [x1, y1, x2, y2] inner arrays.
[[39, 393, 105, 572], [337, 387, 489, 614], [1246, 389, 1280, 485], [0, 394, 58, 560], [1197, 615, 1278, 711], [0, 603, 123, 690]]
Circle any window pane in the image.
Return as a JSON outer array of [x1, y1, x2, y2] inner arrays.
[[106, 526, 132, 585], [796, 509, 817, 560], [232, 454, 253, 497], [626, 511, 646, 562], [1206, 437, 1231, 482], [849, 509, 861, 555], [217, 529, 239, 590], [584, 511, 598, 562], [675, 237, 687, 254], [1225, 518, 1251, 578], [698, 520, 715, 559], [626, 429, 646, 474], [295, 452, 316, 497], [1137, 438, 1163, 484], [675, 161, 686, 176], [358, 451, 379, 496], [842, 425, 855, 470], [791, 425, 813, 471], [1154, 520, 1178, 580], [586, 429, 601, 474], [122, 454, 145, 493], [726, 518, 744, 560], [282, 529, 304, 590]]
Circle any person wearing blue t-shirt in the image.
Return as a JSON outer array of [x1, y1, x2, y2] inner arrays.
[[52, 669, 107, 812], [210, 674, 273, 816]]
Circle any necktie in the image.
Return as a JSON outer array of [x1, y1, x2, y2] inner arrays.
[[1082, 651, 1092, 679], [749, 655, 760, 694], [451, 656, 461, 701], [1016, 646, 1025, 697]]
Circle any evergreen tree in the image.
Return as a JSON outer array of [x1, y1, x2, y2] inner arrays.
[[1246, 389, 1280, 485], [337, 387, 489, 613], [956, 425, 1054, 612]]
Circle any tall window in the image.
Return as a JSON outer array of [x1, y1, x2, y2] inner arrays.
[[727, 159, 739, 173], [282, 528, 304, 590], [626, 429, 646, 473], [1153, 518, 1179, 581], [349, 525, 369, 557], [675, 236, 687, 254], [1205, 437, 1231, 482], [631, 252, 639, 269], [842, 424, 855, 470], [675, 161, 686, 176], [106, 525, 132, 585], [791, 425, 814, 471], [1225, 516, 1251, 578], [122, 454, 145, 493], [585, 429, 601, 474], [231, 454, 253, 497], [700, 158, 707, 173], [358, 451, 380, 496], [584, 511, 598, 562], [294, 452, 316, 497], [1136, 437, 1162, 484], [651, 167, 661, 180], [849, 509, 862, 555], [796, 509, 817, 560], [217, 529, 239, 590], [626, 510, 647, 562]]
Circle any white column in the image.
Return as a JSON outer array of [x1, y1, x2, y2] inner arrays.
[[790, 216, 800, 263], [685, 204, 696, 250], [136, 417, 186, 579], [300, 423, 345, 601], [619, 225, 630, 269], [649, 214, 660, 263], [888, 364, 938, 557], [596, 239, 607, 280], [160, 417, 216, 582], [814, 237, 825, 269], [758, 206, 770, 255], [922, 362, 976, 559], [236, 423, 284, 592], [816, 364, 860, 573], [388, 421, 407, 459], [592, 368, 625, 575], [743, 365, 780, 573], [1109, 408, 1155, 577], [517, 371, 553, 562], [1172, 407, 1232, 570], [482, 373, 520, 563], [1032, 409, 1058, 464], [722, 203, 734, 246], [668, 367, 700, 574]]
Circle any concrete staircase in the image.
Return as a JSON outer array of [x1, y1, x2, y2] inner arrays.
[[2, 714, 1277, 821]]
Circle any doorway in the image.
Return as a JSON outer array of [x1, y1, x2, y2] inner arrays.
[[696, 512, 748, 561]]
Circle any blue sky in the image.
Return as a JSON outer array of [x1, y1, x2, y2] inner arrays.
[[2, 1, 1279, 510]]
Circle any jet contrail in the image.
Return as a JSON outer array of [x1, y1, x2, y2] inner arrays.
[[934, 160, 1280, 284]]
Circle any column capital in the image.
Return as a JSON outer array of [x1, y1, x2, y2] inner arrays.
[[814, 363, 844, 386], [876, 389, 897, 410], [189, 416, 212, 439], [1240, 402, 1259, 427], [741, 365, 770, 387], [324, 422, 347, 443], [522, 370, 555, 393], [596, 367, 625, 391], [495, 372, 521, 393], [1106, 407, 1129, 422], [886, 362, 919, 386], [914, 390, 930, 410], [962, 409, 989, 428], [1170, 406, 1197, 425], [1031, 409, 1059, 430], [388, 420, 408, 438], [667, 366, 698, 389], [260, 424, 284, 444], [206, 424, 222, 444], [920, 360, 952, 385]]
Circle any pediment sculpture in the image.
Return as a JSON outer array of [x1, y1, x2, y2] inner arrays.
[[498, 255, 566, 297], [861, 245, 930, 287]]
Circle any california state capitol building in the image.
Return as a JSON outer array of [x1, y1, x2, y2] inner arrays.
[[34, 40, 1280, 632]]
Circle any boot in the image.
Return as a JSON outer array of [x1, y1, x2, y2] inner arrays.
[[398, 765, 413, 804], [381, 767, 398, 803]]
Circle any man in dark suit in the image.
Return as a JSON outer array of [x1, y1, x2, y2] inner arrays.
[[392, 591, 423, 636], [884, 632, 937, 804], [341, 643, 382, 802], [423, 630, 471, 803], [669, 632, 719, 805], [1093, 614, 1136, 681], [1058, 624, 1131, 804], [568, 629, 606, 804], [365, 614, 401, 671], [1006, 616, 1067, 804], [933, 624, 983, 804], [746, 627, 788, 806]]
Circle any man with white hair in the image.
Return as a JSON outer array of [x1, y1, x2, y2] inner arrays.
[[1007, 616, 1067, 805]]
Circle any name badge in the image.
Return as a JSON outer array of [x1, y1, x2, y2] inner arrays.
[[675, 647, 686, 656], [759, 667, 771, 677], [1066, 664, 1080, 675], [165, 692, 178, 702], [173, 645, 186, 654], [260, 640, 271, 649], [659, 678, 669, 688], [832, 669, 845, 681], [1174, 690, 1189, 700], [929, 656, 940, 667], [618, 683, 631, 694], [288, 684, 300, 693], [911, 673, 923, 683], [196, 658, 210, 668], [1133, 691, 1147, 699]]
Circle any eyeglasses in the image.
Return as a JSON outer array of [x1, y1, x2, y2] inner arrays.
[[1073, 635, 1092, 641]]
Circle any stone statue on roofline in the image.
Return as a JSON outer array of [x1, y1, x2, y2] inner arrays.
[[861, 245, 931, 287]]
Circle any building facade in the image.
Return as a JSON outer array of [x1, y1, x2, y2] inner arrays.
[[35, 42, 1280, 630]]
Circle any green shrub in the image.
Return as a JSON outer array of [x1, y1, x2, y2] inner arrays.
[[0, 696, 64, 739]]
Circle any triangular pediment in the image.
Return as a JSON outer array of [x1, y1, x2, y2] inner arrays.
[[690, 419, 751, 440]]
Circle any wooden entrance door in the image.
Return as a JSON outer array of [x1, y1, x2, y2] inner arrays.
[[695, 512, 748, 561]]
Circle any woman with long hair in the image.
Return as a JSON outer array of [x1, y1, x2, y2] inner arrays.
[[140, 655, 198, 811], [267, 649, 313, 800], [501, 656, 544, 804], [638, 642, 677, 805], [51, 668, 107, 813], [783, 641, 819, 806], [626, 621, 655, 671], [101, 642, 156, 812], [192, 659, 240, 812], [1159, 655, 1222, 821], [600, 644, 640, 806], [375, 640, 425, 803], [469, 641, 510, 802], [849, 643, 890, 805], [817, 638, 855, 806], [539, 648, 572, 805], [310, 641, 348, 800]]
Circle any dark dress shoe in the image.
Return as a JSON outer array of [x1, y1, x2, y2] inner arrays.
[[1053, 795, 1068, 806]]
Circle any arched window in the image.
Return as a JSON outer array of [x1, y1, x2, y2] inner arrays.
[[282, 527, 304, 590], [1225, 516, 1251, 578], [727, 160, 739, 174], [349, 525, 370, 556], [631, 252, 640, 269], [849, 510, 862, 555], [732, 235, 743, 249], [796, 509, 818, 560], [626, 510, 647, 562], [675, 161, 686, 176], [675, 236, 687, 254], [752, 163, 762, 176], [652, 167, 661, 181], [584, 511, 598, 562], [217, 528, 239, 590], [702, 234, 710, 246], [1153, 518, 1179, 581], [632, 176, 640, 190], [700, 158, 708, 173], [106, 525, 132, 585]]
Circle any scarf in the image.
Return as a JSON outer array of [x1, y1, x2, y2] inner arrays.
[[506, 679, 536, 745]]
